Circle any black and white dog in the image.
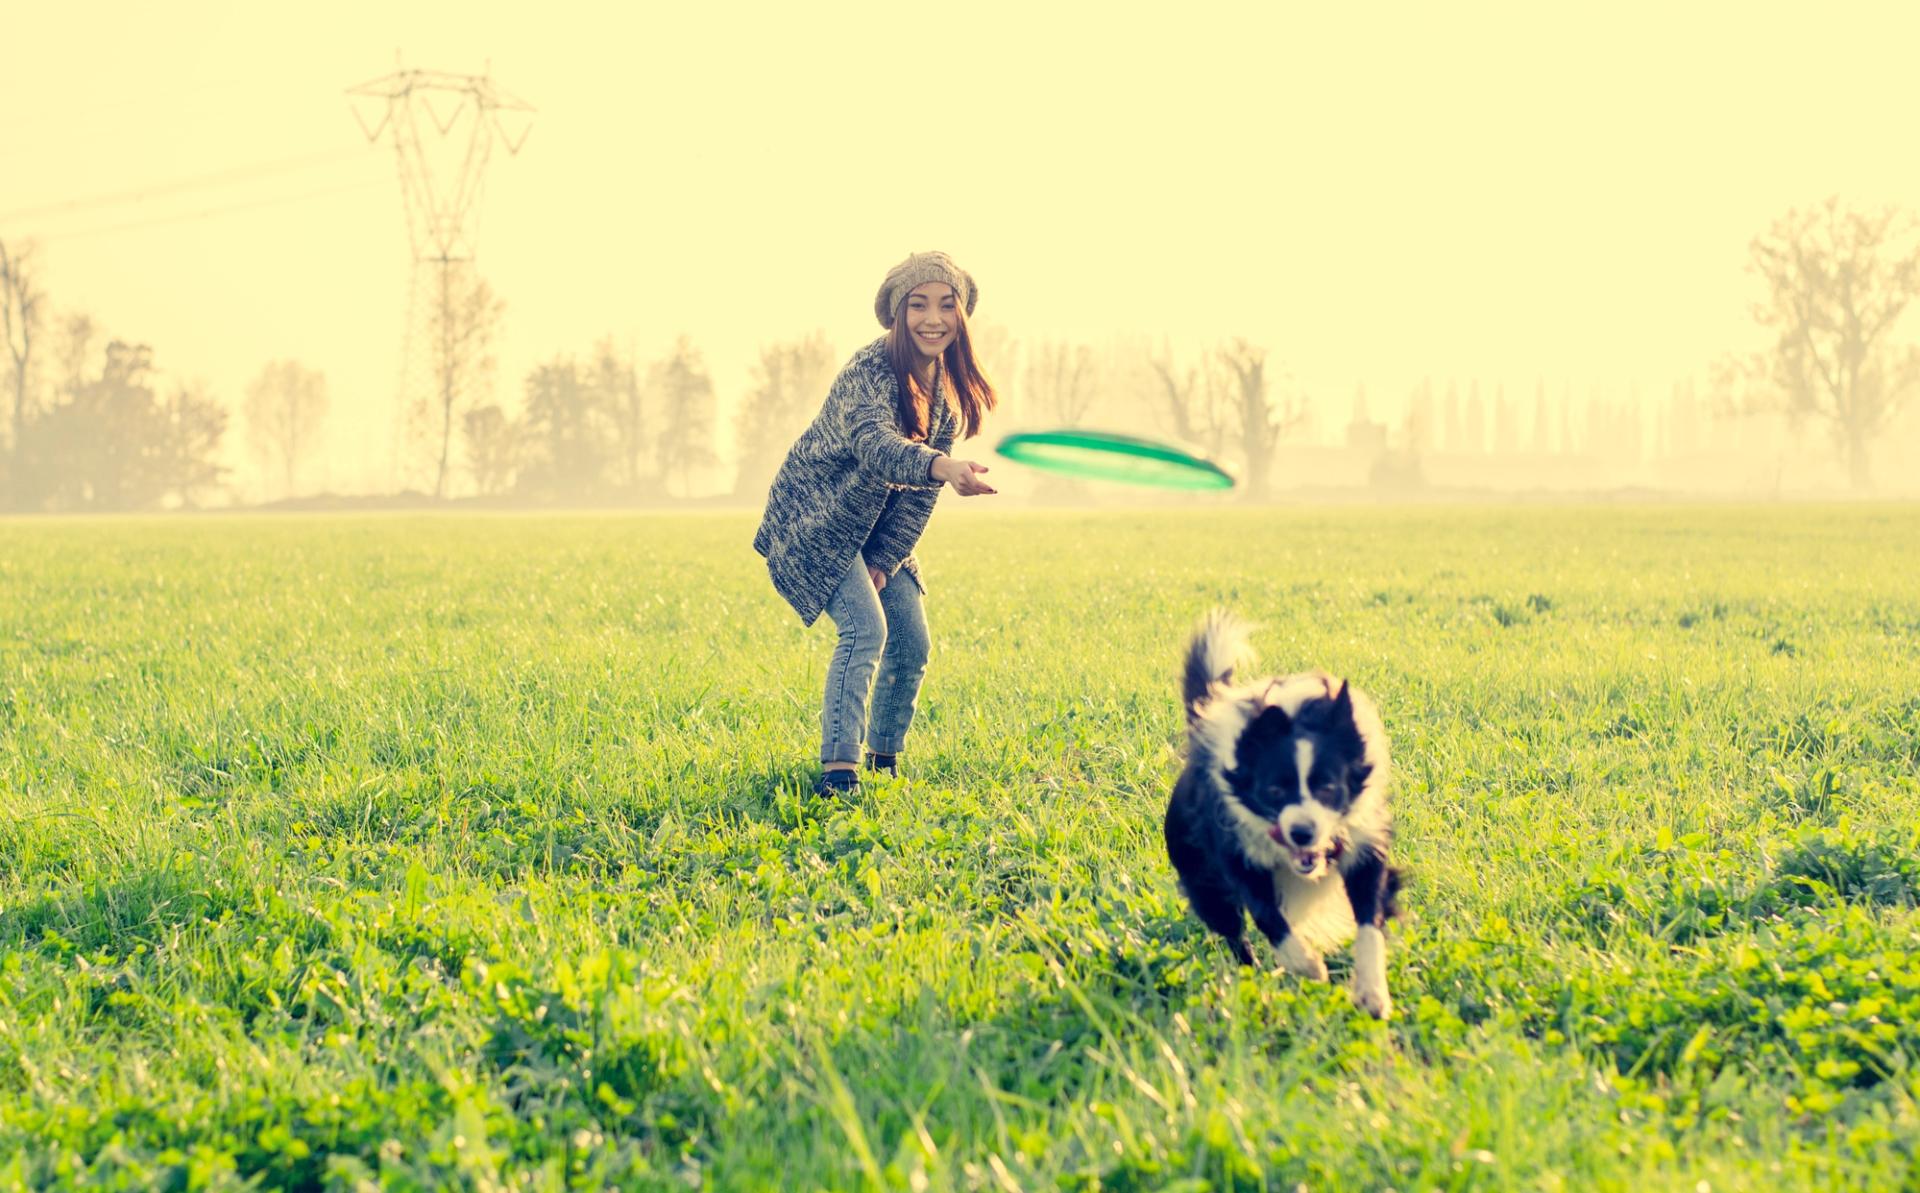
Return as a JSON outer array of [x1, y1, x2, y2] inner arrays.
[[1163, 611, 1402, 1018]]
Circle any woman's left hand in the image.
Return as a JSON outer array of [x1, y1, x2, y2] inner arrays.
[[868, 565, 888, 591], [931, 455, 996, 496]]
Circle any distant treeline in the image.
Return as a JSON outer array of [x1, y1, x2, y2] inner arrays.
[[0, 298, 227, 512], [2, 198, 1915, 509]]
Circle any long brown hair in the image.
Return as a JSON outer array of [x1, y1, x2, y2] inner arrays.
[[884, 302, 998, 440]]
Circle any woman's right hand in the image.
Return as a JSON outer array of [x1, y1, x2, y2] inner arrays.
[[931, 455, 996, 496]]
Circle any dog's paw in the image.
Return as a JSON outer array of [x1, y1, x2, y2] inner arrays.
[[1274, 936, 1328, 982], [1350, 975, 1393, 1020], [1350, 924, 1391, 1018]]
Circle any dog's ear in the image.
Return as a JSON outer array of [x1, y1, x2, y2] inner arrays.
[[1328, 681, 1374, 760], [1331, 679, 1354, 723], [1238, 705, 1291, 758], [1225, 705, 1289, 791]]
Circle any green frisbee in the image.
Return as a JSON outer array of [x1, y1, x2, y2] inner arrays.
[[994, 429, 1236, 491]]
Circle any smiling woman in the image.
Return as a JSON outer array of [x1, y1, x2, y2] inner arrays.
[[751, 250, 1000, 796]]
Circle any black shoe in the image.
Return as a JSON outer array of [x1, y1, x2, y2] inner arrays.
[[815, 769, 859, 796], [865, 751, 898, 777]]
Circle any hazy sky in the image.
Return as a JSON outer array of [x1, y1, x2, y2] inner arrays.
[[5, 1, 1919, 492]]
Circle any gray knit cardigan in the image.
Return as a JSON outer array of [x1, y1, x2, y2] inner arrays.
[[752, 337, 959, 626]]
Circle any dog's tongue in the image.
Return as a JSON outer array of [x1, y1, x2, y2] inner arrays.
[[1266, 827, 1319, 869], [1267, 826, 1338, 874]]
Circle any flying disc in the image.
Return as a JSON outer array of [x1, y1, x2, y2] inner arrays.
[[994, 429, 1235, 491]]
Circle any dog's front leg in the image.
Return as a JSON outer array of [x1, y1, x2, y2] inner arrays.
[[1174, 866, 1260, 966], [1239, 864, 1327, 981], [1342, 848, 1394, 1019]]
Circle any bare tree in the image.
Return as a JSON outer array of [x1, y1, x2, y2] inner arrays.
[[516, 356, 610, 500], [1214, 339, 1304, 500], [416, 264, 504, 499], [244, 360, 329, 499], [1718, 198, 1920, 490], [651, 337, 718, 497], [0, 238, 46, 495], [54, 314, 96, 402], [733, 332, 834, 498], [965, 316, 1020, 411], [1024, 340, 1098, 427], [1146, 341, 1230, 462], [462, 403, 521, 497], [590, 338, 647, 493], [164, 380, 230, 508]]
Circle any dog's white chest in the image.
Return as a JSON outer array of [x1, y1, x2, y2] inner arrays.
[[1274, 869, 1357, 951]]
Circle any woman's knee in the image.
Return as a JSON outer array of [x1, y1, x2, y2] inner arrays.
[[836, 611, 887, 664], [879, 584, 927, 658], [888, 617, 929, 670]]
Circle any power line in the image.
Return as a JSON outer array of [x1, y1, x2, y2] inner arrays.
[[0, 148, 372, 227], [30, 177, 388, 243], [0, 80, 263, 158]]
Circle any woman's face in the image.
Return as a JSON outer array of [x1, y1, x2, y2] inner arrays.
[[903, 282, 959, 361]]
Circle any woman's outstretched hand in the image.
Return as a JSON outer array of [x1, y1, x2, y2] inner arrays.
[[931, 455, 996, 496]]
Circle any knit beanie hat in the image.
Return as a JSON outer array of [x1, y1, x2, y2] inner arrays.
[[874, 251, 978, 328]]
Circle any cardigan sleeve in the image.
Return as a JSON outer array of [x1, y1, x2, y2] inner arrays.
[[864, 401, 959, 574], [840, 367, 944, 487]]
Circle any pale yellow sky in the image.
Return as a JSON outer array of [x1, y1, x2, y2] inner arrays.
[[4, 1, 1918, 493]]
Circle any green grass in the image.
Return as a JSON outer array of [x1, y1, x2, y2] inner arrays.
[[1, 505, 1918, 1191]]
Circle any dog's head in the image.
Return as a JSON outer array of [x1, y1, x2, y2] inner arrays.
[[1222, 680, 1379, 879]]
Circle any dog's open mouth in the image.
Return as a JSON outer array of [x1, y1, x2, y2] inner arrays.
[[1271, 832, 1346, 876]]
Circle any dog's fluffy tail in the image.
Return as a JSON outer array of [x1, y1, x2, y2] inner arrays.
[[1183, 609, 1255, 714]]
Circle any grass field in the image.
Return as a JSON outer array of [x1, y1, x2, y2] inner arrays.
[[2, 505, 1918, 1191]]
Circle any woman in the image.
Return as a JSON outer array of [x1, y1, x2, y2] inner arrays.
[[752, 251, 998, 794]]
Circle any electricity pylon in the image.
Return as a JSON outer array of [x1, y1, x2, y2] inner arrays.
[[349, 67, 532, 496]]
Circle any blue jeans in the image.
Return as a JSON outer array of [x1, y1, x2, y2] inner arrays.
[[820, 554, 929, 765]]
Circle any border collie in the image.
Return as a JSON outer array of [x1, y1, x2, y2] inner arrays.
[[1163, 611, 1402, 1018]]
